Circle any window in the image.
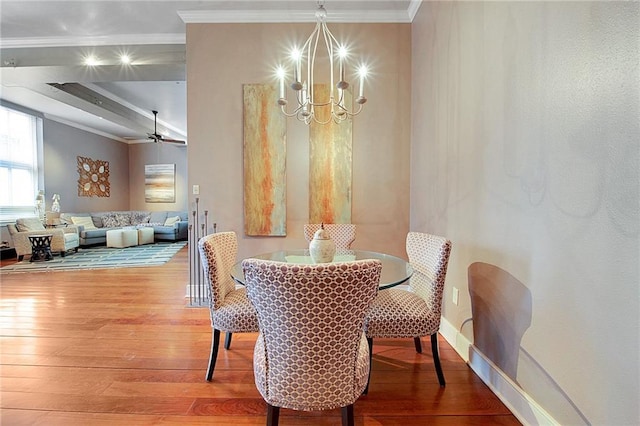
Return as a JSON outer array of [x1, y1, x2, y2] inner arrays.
[[0, 104, 43, 223]]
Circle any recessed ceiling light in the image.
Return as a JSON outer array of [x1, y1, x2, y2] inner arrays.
[[84, 55, 99, 66]]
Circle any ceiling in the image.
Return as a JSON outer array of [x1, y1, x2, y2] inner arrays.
[[0, 0, 420, 144]]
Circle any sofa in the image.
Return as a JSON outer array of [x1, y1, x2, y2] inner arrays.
[[7, 217, 80, 261], [60, 211, 188, 247]]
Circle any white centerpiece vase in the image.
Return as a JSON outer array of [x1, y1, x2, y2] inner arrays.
[[309, 225, 336, 263]]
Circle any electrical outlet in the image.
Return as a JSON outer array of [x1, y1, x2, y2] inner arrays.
[[452, 287, 459, 305], [192, 184, 200, 195]]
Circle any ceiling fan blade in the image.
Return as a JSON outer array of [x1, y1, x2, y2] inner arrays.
[[159, 137, 187, 145]]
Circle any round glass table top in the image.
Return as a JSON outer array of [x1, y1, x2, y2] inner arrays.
[[231, 249, 413, 290]]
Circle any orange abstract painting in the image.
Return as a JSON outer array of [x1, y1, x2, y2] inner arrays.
[[309, 84, 352, 224], [243, 84, 287, 236]]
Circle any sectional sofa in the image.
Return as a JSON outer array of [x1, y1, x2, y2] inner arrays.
[[60, 210, 188, 247]]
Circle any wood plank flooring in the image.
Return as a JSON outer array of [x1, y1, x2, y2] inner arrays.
[[0, 246, 520, 425]]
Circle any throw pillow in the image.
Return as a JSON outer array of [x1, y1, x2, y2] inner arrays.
[[101, 213, 119, 228], [71, 216, 97, 230], [16, 218, 46, 232], [164, 215, 181, 226], [131, 211, 151, 225], [115, 213, 131, 227]]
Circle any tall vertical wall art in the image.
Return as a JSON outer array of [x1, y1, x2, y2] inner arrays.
[[243, 84, 287, 236], [309, 84, 353, 223], [77, 156, 110, 197], [145, 164, 176, 203]]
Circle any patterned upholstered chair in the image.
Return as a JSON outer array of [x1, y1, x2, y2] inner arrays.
[[242, 258, 382, 426], [7, 217, 79, 261], [198, 232, 259, 381], [303, 223, 356, 249], [363, 232, 452, 391]]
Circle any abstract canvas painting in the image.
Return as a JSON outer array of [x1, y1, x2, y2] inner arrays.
[[243, 84, 287, 236], [145, 164, 175, 203], [309, 84, 352, 224]]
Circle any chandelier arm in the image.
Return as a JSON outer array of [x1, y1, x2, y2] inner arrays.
[[308, 98, 333, 107], [311, 112, 334, 125], [309, 24, 322, 111], [297, 21, 321, 111], [346, 102, 365, 117], [321, 22, 335, 99], [280, 104, 305, 118]]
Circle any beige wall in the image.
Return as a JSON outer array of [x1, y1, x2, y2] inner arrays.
[[186, 23, 411, 260], [43, 118, 130, 213], [411, 1, 639, 425]]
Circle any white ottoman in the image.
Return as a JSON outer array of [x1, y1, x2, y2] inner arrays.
[[137, 227, 154, 245], [106, 229, 138, 248]]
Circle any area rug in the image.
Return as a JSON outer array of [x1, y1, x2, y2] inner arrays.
[[0, 241, 187, 274]]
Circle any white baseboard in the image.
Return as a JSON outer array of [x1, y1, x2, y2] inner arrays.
[[439, 316, 471, 362], [439, 317, 558, 426]]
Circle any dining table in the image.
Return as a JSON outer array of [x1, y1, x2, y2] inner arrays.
[[231, 249, 413, 290]]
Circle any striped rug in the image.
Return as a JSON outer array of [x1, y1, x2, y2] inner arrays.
[[0, 241, 187, 274]]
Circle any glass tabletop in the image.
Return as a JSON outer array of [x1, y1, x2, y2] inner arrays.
[[231, 249, 413, 290]]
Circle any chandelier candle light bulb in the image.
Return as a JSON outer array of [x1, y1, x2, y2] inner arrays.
[[357, 66, 367, 102], [276, 2, 368, 125]]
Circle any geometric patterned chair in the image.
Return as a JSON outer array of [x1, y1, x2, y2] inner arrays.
[[7, 217, 79, 261], [303, 223, 356, 249], [242, 258, 382, 426], [197, 231, 259, 382], [363, 232, 452, 391]]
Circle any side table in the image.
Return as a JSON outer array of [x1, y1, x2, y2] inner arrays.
[[28, 234, 54, 262]]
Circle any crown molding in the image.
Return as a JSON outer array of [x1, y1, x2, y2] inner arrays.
[[408, 0, 423, 21], [178, 9, 413, 24], [0, 34, 186, 49]]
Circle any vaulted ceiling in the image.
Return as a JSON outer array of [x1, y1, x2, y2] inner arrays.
[[0, 0, 420, 144]]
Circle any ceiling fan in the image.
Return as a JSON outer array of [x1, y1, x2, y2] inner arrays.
[[148, 110, 186, 145]]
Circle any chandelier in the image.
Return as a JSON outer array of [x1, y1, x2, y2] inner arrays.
[[276, 2, 368, 125]]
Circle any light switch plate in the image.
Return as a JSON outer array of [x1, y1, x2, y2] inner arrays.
[[192, 184, 200, 195]]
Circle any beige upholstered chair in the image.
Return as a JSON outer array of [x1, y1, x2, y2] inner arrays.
[[7, 218, 79, 261], [363, 232, 452, 391], [303, 223, 356, 249], [242, 258, 382, 426], [198, 231, 259, 381]]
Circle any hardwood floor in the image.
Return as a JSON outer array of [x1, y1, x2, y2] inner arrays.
[[0, 246, 520, 425]]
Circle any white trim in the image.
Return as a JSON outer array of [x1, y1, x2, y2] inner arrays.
[[468, 346, 559, 426], [407, 0, 423, 22], [0, 34, 186, 49], [177, 9, 413, 24], [439, 316, 471, 362], [439, 316, 559, 426]]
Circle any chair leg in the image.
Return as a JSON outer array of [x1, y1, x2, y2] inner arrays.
[[224, 332, 233, 350], [364, 337, 373, 395], [266, 404, 280, 426], [341, 404, 354, 426], [414, 336, 422, 353], [205, 329, 221, 382], [431, 333, 446, 386]]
